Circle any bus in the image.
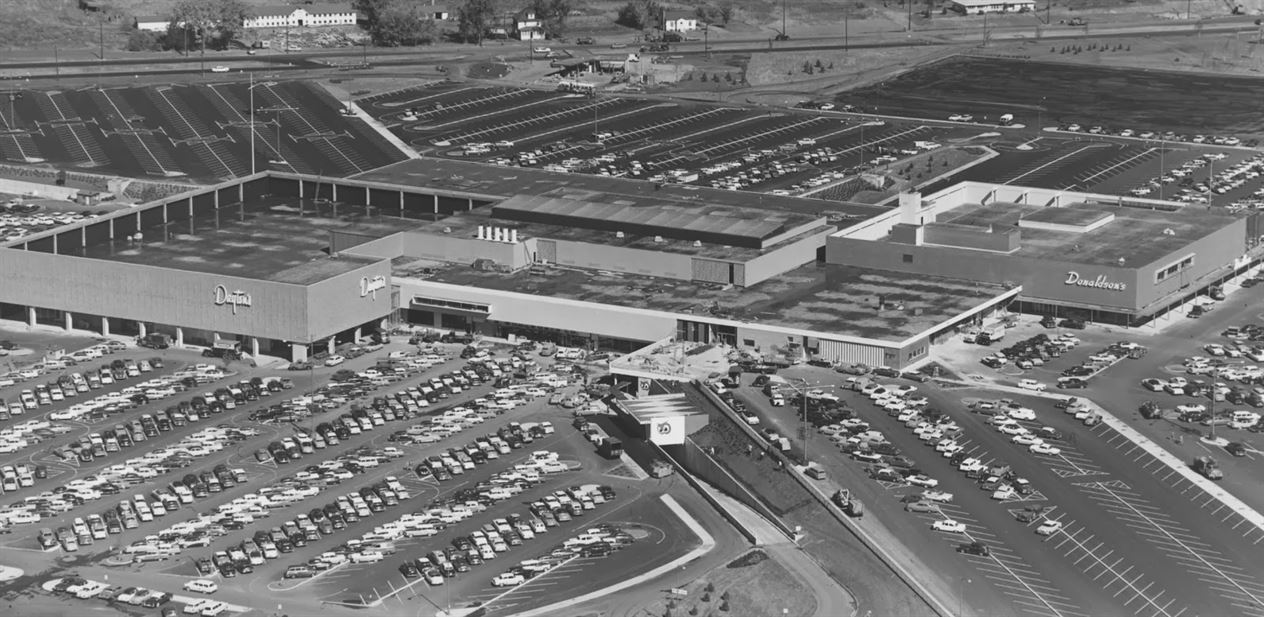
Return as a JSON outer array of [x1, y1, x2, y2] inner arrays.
[[557, 80, 596, 96]]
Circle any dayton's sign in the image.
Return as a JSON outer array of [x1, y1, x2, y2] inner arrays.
[[213, 285, 253, 314], [1064, 271, 1127, 292], [360, 275, 387, 300]]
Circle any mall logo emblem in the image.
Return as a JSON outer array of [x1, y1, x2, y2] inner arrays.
[[360, 275, 387, 300], [656, 421, 672, 435], [1064, 271, 1127, 292], [213, 285, 253, 314]]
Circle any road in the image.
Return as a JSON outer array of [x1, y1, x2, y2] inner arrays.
[[1, 16, 1260, 82]]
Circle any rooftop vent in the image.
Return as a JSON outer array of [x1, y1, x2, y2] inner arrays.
[[1118, 257, 1126, 266], [616, 231, 625, 239], [654, 235, 664, 243], [693, 240, 702, 247], [1162, 228, 1175, 236]]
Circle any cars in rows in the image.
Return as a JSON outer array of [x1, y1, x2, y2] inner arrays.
[[0, 201, 101, 243], [45, 577, 179, 611], [488, 523, 635, 588]]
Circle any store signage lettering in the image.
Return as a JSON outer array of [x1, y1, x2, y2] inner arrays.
[[656, 421, 673, 435], [1064, 271, 1127, 292], [360, 275, 387, 300], [213, 285, 253, 314]]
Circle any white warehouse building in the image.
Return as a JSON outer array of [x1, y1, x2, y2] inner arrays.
[[244, 4, 360, 28]]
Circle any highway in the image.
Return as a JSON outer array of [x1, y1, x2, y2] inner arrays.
[[1, 16, 1260, 82], [731, 351, 1264, 617]]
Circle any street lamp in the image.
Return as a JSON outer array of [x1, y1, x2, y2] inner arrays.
[[958, 577, 972, 617], [786, 378, 841, 465]]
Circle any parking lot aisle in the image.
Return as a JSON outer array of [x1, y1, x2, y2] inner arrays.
[[1072, 480, 1264, 617], [486, 102, 672, 152], [1040, 518, 1184, 617], [425, 93, 581, 134], [361, 82, 455, 109]]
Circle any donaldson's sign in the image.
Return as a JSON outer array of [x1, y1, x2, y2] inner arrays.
[[360, 275, 387, 300], [1065, 271, 1127, 292], [213, 285, 252, 314], [649, 416, 685, 446]]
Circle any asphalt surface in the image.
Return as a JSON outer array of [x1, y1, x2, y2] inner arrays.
[[0, 80, 404, 181], [733, 348, 1264, 617], [0, 336, 743, 617]]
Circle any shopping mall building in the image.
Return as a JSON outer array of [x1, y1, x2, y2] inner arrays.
[[1, 161, 1257, 366]]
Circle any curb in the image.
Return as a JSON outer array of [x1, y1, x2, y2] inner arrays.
[[502, 494, 715, 617]]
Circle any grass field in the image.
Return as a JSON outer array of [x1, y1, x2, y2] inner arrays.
[[839, 55, 1264, 137]]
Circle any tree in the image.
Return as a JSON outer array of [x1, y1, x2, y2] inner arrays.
[[372, 3, 437, 46], [457, 0, 498, 45], [125, 29, 164, 52], [616, 1, 651, 29], [530, 0, 571, 38], [171, 0, 248, 50]]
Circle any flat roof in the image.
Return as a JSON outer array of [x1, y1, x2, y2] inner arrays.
[[354, 159, 889, 224], [934, 202, 1236, 267], [1020, 205, 1112, 227], [408, 208, 831, 260], [493, 194, 803, 247], [77, 199, 392, 284], [399, 260, 1011, 341]]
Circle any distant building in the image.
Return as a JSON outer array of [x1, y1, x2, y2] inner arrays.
[[78, 0, 104, 12], [949, 0, 1035, 14], [660, 10, 698, 32], [514, 7, 545, 40], [244, 4, 361, 29], [429, 6, 452, 21], [134, 15, 170, 33]]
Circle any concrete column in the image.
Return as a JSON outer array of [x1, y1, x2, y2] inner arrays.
[[26, 307, 36, 327], [175, 328, 184, 347], [327, 338, 336, 355], [365, 186, 371, 206], [399, 191, 405, 217], [433, 194, 438, 215], [63, 311, 72, 331], [291, 343, 309, 363], [353, 327, 362, 343], [331, 183, 338, 201], [108, 218, 115, 240], [137, 322, 146, 337], [101, 317, 110, 337], [214, 189, 220, 207], [250, 338, 260, 358]]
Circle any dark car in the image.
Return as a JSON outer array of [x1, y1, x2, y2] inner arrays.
[[957, 541, 990, 556], [1058, 319, 1086, 330], [1226, 442, 1247, 457], [1039, 315, 1057, 328]]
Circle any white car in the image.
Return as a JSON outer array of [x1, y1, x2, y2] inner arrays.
[[1011, 433, 1041, 446], [210, 65, 230, 73], [958, 458, 984, 473], [532, 46, 551, 54], [932, 519, 967, 533], [1030, 442, 1062, 456], [948, 114, 973, 122], [922, 489, 953, 503], [1036, 520, 1064, 535], [991, 485, 1018, 500], [1017, 379, 1047, 392], [1176, 404, 1207, 414], [998, 423, 1028, 436], [324, 355, 346, 367], [183, 579, 218, 594], [1006, 406, 1036, 421], [906, 474, 939, 488], [493, 572, 525, 587], [1141, 378, 1165, 392]]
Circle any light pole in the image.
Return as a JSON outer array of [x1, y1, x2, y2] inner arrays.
[[787, 378, 840, 465], [958, 577, 972, 617]]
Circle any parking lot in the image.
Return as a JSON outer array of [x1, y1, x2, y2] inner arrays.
[[0, 80, 405, 182], [358, 82, 971, 200], [717, 355, 1264, 617], [0, 332, 711, 617]]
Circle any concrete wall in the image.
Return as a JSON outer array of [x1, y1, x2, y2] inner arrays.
[[399, 279, 679, 341], [551, 239, 692, 280], [331, 230, 403, 257], [674, 437, 792, 526], [1139, 218, 1246, 310], [831, 236, 1141, 311], [398, 232, 527, 269], [0, 178, 80, 201], [0, 249, 312, 341], [922, 223, 1019, 252], [743, 228, 830, 286], [304, 261, 395, 341]]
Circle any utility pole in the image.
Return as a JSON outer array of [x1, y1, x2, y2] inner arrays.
[[782, 0, 787, 39], [908, 0, 913, 32], [844, 8, 850, 51], [99, 20, 104, 62], [249, 73, 256, 175]]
